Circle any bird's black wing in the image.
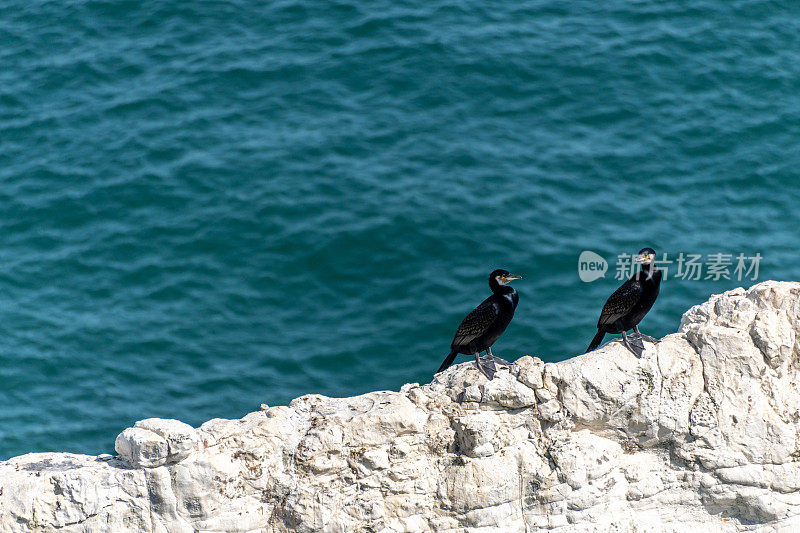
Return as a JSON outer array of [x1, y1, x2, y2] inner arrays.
[[451, 296, 500, 349], [597, 278, 643, 328]]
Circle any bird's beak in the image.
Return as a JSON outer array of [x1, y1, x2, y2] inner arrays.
[[503, 274, 523, 283]]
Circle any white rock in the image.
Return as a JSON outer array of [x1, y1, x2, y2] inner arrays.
[[135, 418, 200, 462], [514, 355, 545, 389], [479, 369, 537, 408], [114, 427, 169, 467], [454, 412, 500, 457], [537, 398, 563, 422], [1, 280, 800, 532]]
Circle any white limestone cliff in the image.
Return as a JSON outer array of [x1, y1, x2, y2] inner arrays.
[[1, 281, 799, 532]]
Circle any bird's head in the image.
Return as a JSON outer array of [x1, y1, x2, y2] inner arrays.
[[490, 269, 523, 286], [634, 247, 656, 265]]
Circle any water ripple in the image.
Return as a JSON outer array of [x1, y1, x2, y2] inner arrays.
[[1, 0, 799, 458]]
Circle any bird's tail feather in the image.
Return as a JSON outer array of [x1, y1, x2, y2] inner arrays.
[[437, 349, 458, 373], [586, 330, 605, 353]]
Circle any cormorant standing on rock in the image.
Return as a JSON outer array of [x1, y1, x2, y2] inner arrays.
[[586, 248, 661, 357], [437, 269, 522, 379]]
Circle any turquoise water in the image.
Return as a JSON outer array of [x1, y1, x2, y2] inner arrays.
[[1, 1, 799, 459]]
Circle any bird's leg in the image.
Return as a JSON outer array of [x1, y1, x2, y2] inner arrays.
[[483, 347, 511, 366], [621, 331, 644, 358], [474, 352, 496, 380], [633, 325, 658, 343]]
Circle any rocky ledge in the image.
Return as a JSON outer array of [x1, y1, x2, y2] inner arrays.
[[2, 281, 800, 532]]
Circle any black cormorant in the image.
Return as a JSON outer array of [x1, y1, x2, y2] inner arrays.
[[437, 269, 522, 379], [586, 248, 661, 357]]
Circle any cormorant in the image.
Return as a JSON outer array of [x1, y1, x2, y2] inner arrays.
[[437, 269, 522, 379], [586, 248, 661, 357]]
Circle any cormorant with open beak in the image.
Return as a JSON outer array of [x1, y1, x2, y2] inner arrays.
[[436, 269, 522, 379], [586, 248, 661, 357]]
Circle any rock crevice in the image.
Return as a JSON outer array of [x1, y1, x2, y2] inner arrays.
[[2, 281, 800, 532]]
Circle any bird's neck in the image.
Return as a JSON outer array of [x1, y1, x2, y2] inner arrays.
[[491, 285, 516, 297], [639, 262, 657, 280]]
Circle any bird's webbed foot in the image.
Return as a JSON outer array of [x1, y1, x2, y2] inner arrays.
[[621, 331, 645, 358], [632, 326, 658, 344], [483, 348, 511, 367], [474, 353, 497, 380]]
